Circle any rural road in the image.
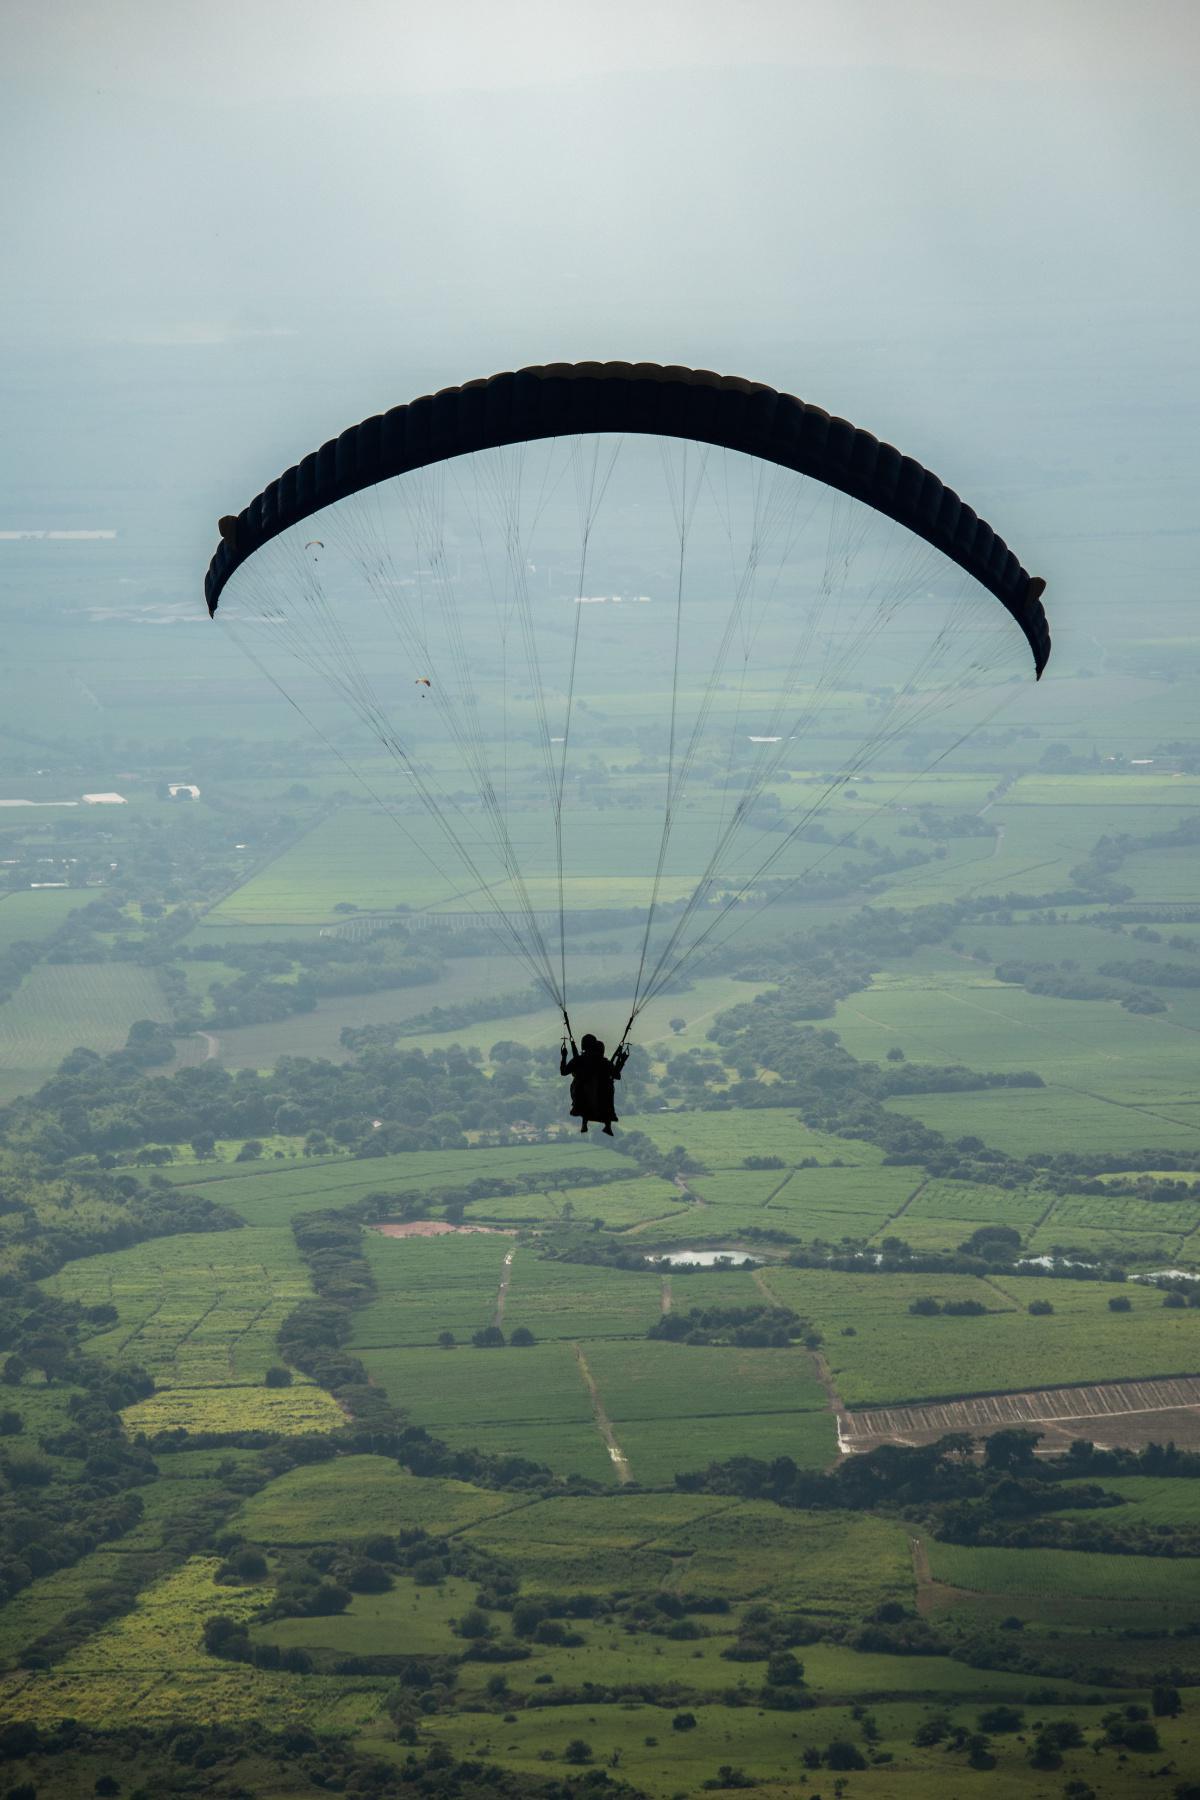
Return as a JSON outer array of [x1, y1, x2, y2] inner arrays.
[[493, 1248, 515, 1328], [194, 1031, 220, 1062], [574, 1342, 632, 1484]]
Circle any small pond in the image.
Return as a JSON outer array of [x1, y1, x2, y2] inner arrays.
[[645, 1248, 761, 1268]]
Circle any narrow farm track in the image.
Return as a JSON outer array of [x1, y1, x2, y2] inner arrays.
[[674, 1173, 707, 1207], [660, 1275, 672, 1316], [194, 1030, 220, 1061], [226, 1287, 274, 1375], [803, 1346, 855, 1463], [760, 1170, 795, 1210], [493, 1248, 516, 1329], [624, 1207, 691, 1235], [574, 1342, 632, 1484], [750, 1266, 783, 1306], [868, 1175, 928, 1243], [910, 1537, 932, 1614]]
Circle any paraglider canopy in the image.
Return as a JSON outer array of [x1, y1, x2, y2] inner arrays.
[[206, 361, 1049, 675], [204, 361, 1050, 1048]]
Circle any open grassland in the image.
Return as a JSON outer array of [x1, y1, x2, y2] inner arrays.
[[1120, 843, 1200, 901], [502, 1253, 665, 1340], [0, 963, 167, 1102], [206, 801, 798, 925], [468, 1174, 685, 1229], [422, 1696, 1182, 1800], [461, 1493, 912, 1610], [1060, 1473, 1200, 1525], [578, 1337, 835, 1481], [231, 1457, 515, 1542], [0, 886, 95, 952], [357, 1341, 600, 1480], [46, 1227, 343, 1437], [624, 1108, 884, 1168], [377, 1342, 599, 1433], [0, 1557, 389, 1733], [1031, 1176, 1200, 1258], [200, 948, 617, 1070], [0, 1447, 263, 1670], [254, 1573, 479, 1658], [832, 946, 1200, 1153], [887, 1084, 1200, 1156], [164, 1139, 632, 1225], [350, 1237, 798, 1482], [762, 1266, 1200, 1407], [368, 971, 769, 1061], [0, 1551, 130, 1669], [926, 1536, 1200, 1606], [354, 1230, 516, 1346], [582, 1337, 828, 1422]]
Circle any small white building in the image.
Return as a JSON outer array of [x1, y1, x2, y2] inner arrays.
[[81, 793, 127, 805], [169, 783, 201, 799]]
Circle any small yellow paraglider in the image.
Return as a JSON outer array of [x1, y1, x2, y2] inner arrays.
[[414, 677, 431, 698]]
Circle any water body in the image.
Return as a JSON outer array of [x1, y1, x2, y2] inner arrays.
[[645, 1248, 761, 1267]]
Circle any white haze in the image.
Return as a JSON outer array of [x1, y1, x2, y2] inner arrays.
[[1, 0, 1198, 671]]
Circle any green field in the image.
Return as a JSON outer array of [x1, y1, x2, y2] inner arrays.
[[0, 962, 168, 1102], [887, 1084, 1200, 1155], [161, 1139, 634, 1225], [231, 1457, 515, 1542], [763, 1266, 1200, 1406], [0, 886, 96, 952], [5, 658, 1200, 1795], [47, 1227, 343, 1436], [927, 1536, 1200, 1607]]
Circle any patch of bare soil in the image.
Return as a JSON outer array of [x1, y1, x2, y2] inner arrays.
[[842, 1374, 1200, 1454], [371, 1221, 515, 1238]]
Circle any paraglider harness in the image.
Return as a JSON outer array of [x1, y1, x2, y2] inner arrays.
[[560, 1010, 631, 1133]]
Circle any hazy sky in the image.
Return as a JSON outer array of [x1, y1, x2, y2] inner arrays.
[[7, 0, 1200, 95], [2, 0, 1197, 640]]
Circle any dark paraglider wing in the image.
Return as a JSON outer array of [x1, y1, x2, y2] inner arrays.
[[205, 362, 1049, 673]]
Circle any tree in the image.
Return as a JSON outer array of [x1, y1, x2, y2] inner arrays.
[[1108, 1295, 1132, 1312], [1028, 1298, 1054, 1315], [457, 1607, 493, 1640], [965, 1733, 995, 1769], [264, 1366, 293, 1388], [825, 1741, 867, 1770], [977, 1705, 1023, 1734], [983, 1428, 1041, 1471], [563, 1739, 593, 1764], [347, 1560, 393, 1594], [673, 1713, 697, 1732], [1152, 1684, 1182, 1718], [437, 1330, 456, 1349], [509, 1326, 536, 1347], [669, 1017, 686, 1034], [765, 1650, 804, 1686], [226, 1547, 268, 1581], [472, 1325, 505, 1348]]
